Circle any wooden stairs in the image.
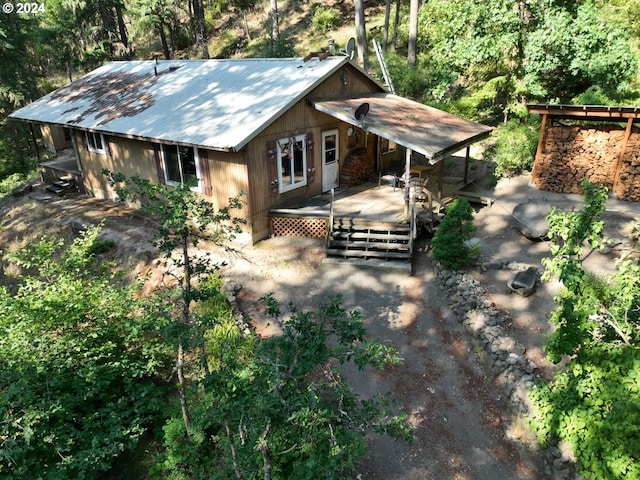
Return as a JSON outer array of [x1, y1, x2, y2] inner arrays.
[[46, 175, 77, 195], [324, 218, 413, 273]]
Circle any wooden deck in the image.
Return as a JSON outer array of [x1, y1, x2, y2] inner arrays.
[[270, 177, 478, 223], [39, 152, 85, 194], [271, 182, 407, 223]]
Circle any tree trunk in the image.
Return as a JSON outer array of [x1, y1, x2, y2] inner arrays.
[[114, 1, 128, 48], [270, 0, 279, 43], [261, 424, 272, 480], [243, 9, 251, 41], [158, 22, 171, 59], [97, 0, 116, 40], [193, 0, 209, 59], [177, 342, 191, 435], [382, 0, 391, 53], [408, 0, 419, 67], [354, 0, 368, 70], [391, 0, 400, 51], [225, 420, 244, 480]]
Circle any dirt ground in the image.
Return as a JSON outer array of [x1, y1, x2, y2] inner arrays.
[[1, 174, 639, 479]]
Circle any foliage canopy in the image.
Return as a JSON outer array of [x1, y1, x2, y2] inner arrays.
[[155, 294, 413, 480], [531, 182, 640, 479], [0, 225, 173, 479]]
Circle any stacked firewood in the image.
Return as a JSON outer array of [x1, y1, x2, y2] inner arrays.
[[340, 149, 375, 187], [613, 131, 640, 201], [533, 125, 640, 201]]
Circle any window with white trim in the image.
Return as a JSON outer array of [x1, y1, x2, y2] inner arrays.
[[277, 134, 307, 193], [86, 131, 106, 154], [161, 144, 200, 190]]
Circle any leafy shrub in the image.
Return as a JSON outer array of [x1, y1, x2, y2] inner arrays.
[[311, 6, 340, 33], [571, 85, 615, 106], [530, 345, 640, 480], [431, 198, 479, 269], [88, 237, 117, 255], [155, 295, 412, 480], [530, 182, 640, 479], [483, 118, 539, 179], [257, 29, 296, 58], [0, 172, 27, 200], [0, 226, 172, 479], [384, 52, 440, 100], [448, 76, 509, 122]]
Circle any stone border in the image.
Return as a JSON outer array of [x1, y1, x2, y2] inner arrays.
[[435, 261, 582, 480]]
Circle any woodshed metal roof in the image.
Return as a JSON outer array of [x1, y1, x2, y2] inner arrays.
[[527, 104, 640, 122], [313, 93, 493, 162], [9, 57, 349, 152]]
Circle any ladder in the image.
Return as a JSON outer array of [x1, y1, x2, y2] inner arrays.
[[373, 39, 395, 94]]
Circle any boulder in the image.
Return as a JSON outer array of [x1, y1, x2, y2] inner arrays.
[[512, 201, 552, 240], [507, 267, 538, 297]]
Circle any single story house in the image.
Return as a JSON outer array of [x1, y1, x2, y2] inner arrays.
[[10, 56, 492, 244]]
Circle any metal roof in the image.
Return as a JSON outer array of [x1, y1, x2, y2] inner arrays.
[[313, 93, 493, 162], [9, 57, 348, 152], [527, 103, 640, 122]]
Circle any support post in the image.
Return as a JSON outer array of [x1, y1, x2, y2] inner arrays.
[[403, 148, 411, 220], [29, 123, 41, 162], [612, 118, 634, 196], [464, 146, 470, 185], [530, 113, 548, 183], [438, 159, 444, 199]]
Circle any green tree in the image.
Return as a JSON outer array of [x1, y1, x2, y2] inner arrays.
[[483, 117, 540, 179], [129, 0, 186, 59], [0, 10, 40, 178], [105, 171, 246, 436], [432, 198, 479, 269], [0, 225, 173, 479], [416, 0, 637, 118], [156, 294, 413, 480], [530, 181, 640, 479]]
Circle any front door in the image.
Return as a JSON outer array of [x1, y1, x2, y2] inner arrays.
[[322, 129, 339, 192]]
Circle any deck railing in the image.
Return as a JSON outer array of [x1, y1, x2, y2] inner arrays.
[[327, 187, 335, 246], [409, 191, 417, 257]]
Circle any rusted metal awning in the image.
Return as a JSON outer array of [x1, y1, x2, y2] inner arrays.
[[313, 93, 493, 163]]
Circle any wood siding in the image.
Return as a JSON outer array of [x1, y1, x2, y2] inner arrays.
[[201, 148, 251, 228], [41, 125, 72, 153], [76, 131, 158, 199]]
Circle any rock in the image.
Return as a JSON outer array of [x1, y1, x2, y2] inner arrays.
[[553, 467, 572, 480], [11, 182, 33, 197], [507, 267, 538, 297], [512, 201, 552, 240], [465, 310, 487, 333], [70, 219, 92, 234]]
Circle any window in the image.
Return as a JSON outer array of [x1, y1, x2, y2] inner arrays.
[[162, 144, 200, 190], [86, 131, 106, 154], [277, 134, 307, 193]]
